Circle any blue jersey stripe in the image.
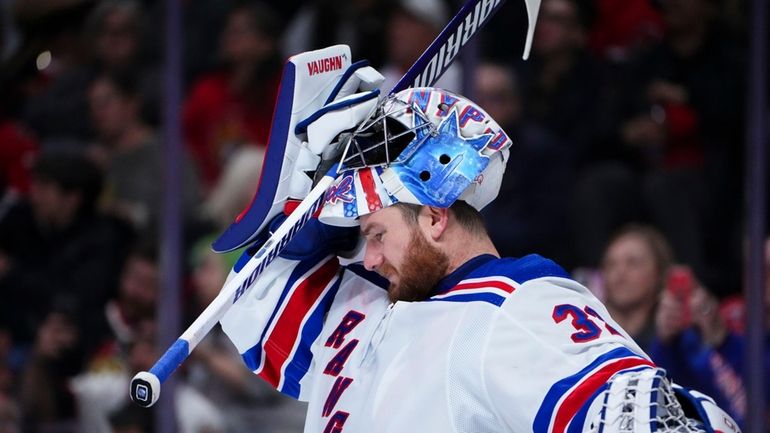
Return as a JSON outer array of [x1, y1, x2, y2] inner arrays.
[[279, 275, 342, 398], [426, 292, 506, 306], [565, 365, 652, 433], [241, 343, 264, 372], [566, 383, 608, 433], [533, 347, 647, 433], [240, 256, 334, 372], [431, 254, 570, 296]]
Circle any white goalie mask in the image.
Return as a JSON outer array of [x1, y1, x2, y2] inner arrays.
[[319, 87, 512, 226]]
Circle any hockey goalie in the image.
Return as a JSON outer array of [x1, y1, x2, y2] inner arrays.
[[207, 43, 742, 433]]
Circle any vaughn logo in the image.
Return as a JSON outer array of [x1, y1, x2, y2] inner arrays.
[[307, 55, 344, 76]]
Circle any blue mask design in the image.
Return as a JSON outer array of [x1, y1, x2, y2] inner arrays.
[[391, 109, 493, 207]]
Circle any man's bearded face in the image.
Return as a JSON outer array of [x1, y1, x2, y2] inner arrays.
[[381, 227, 449, 303]]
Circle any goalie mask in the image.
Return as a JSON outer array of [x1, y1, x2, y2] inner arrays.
[[320, 87, 512, 226]]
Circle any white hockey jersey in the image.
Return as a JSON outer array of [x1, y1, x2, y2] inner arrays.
[[220, 252, 655, 433]]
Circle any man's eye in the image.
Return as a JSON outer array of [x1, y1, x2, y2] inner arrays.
[[374, 233, 383, 242]]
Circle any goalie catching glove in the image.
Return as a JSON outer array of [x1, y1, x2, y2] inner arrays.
[[588, 368, 741, 433]]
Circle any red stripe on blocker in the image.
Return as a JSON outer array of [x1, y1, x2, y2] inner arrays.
[[551, 358, 655, 433], [358, 168, 383, 213], [260, 258, 340, 387]]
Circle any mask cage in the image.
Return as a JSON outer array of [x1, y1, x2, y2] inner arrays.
[[339, 95, 436, 170]]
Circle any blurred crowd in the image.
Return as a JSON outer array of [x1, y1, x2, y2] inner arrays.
[[0, 0, 765, 432]]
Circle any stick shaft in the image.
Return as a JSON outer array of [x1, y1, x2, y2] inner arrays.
[[130, 171, 334, 406], [390, 0, 508, 94]]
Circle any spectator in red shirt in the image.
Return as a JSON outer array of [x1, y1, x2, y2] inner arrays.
[[183, 2, 283, 193], [0, 119, 38, 198], [588, 0, 664, 63]]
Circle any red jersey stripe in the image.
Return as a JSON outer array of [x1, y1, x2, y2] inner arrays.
[[445, 279, 516, 294], [260, 258, 340, 387], [551, 358, 655, 432]]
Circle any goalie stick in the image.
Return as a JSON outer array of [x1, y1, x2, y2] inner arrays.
[[130, 0, 540, 408]]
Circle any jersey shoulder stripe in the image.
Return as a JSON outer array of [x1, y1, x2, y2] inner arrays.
[[239, 257, 341, 398], [533, 347, 655, 433], [239, 257, 332, 371], [426, 254, 569, 306], [260, 258, 339, 393], [278, 274, 342, 397], [429, 275, 517, 306]]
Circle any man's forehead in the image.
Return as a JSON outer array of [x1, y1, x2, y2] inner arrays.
[[359, 206, 402, 233], [359, 213, 383, 235], [359, 214, 372, 233]]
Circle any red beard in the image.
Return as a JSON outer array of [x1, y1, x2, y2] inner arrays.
[[382, 228, 450, 303]]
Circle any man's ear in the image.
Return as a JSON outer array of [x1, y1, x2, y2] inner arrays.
[[420, 206, 449, 241]]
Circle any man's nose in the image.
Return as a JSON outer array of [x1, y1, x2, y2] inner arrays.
[[363, 245, 383, 272]]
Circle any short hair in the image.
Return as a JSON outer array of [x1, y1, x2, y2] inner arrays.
[[394, 201, 488, 237], [605, 223, 675, 282], [32, 150, 104, 214]]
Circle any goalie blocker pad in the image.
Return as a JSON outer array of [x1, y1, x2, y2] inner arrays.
[[213, 45, 354, 253]]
